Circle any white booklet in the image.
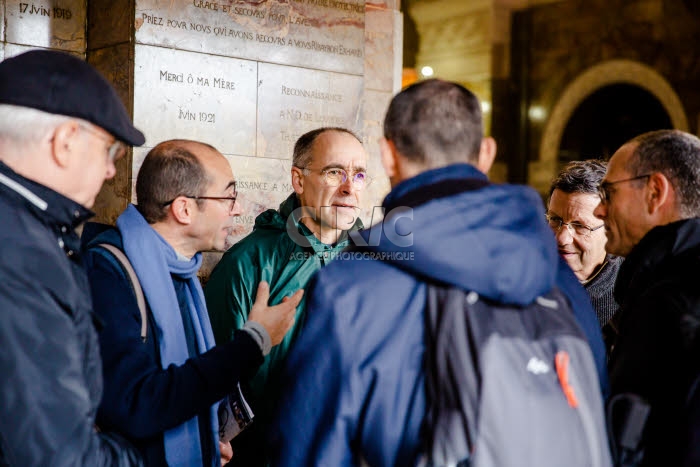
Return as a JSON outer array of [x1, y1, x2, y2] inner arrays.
[[218, 382, 254, 442]]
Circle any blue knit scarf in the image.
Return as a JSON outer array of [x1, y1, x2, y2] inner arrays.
[[117, 204, 219, 467]]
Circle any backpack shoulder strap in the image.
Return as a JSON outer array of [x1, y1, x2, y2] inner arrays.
[[422, 282, 478, 467], [97, 243, 148, 343]]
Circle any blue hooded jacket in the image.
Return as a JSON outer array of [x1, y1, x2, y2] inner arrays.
[[270, 164, 607, 467]]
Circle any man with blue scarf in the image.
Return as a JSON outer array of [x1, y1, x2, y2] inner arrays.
[[83, 139, 302, 467], [270, 79, 609, 466]]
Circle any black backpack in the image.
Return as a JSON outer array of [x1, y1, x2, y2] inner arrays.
[[418, 283, 612, 467]]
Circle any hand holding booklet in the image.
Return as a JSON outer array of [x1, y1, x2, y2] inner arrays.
[[218, 382, 254, 442]]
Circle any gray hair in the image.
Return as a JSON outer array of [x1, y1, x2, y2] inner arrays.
[[548, 159, 607, 199], [0, 104, 73, 144], [627, 130, 700, 218]]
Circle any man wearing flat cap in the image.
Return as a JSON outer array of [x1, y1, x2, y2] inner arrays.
[[0, 50, 145, 466]]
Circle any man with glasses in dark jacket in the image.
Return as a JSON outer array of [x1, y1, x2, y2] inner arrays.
[[594, 129, 700, 466], [82, 140, 303, 467], [0, 50, 145, 466], [547, 160, 622, 353]]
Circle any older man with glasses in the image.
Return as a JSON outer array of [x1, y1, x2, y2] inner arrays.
[[0, 49, 146, 467], [593, 129, 700, 467], [81, 139, 303, 467], [205, 126, 368, 466], [547, 160, 622, 353]]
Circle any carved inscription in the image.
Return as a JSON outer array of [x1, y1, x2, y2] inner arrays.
[[136, 0, 365, 75], [133, 45, 256, 156], [6, 0, 86, 51], [236, 181, 294, 193], [257, 63, 363, 158]]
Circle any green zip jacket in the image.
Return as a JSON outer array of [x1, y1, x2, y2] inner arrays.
[[204, 192, 362, 465]]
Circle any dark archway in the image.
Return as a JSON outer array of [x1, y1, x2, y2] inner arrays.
[[558, 84, 673, 163]]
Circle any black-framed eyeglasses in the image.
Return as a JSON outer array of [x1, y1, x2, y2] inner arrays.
[[162, 193, 238, 213], [598, 174, 651, 203], [297, 166, 372, 189], [545, 214, 604, 236], [78, 123, 127, 162]]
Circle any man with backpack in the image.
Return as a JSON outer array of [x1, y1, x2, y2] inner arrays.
[[82, 139, 303, 466], [269, 79, 611, 466]]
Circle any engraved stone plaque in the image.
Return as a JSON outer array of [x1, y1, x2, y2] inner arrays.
[[3, 43, 84, 59], [5, 0, 86, 52], [224, 155, 294, 242], [135, 0, 365, 75], [133, 45, 257, 156], [257, 62, 363, 159], [1, 3, 5, 42]]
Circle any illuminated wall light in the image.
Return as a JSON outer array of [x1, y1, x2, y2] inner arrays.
[[481, 101, 491, 113], [420, 66, 434, 77], [528, 106, 546, 121]]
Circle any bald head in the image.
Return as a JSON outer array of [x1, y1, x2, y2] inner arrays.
[[136, 139, 226, 223]]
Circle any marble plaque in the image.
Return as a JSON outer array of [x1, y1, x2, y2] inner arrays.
[[1, 3, 5, 42], [133, 45, 257, 155], [2, 43, 84, 59], [224, 155, 294, 242], [5, 0, 85, 51], [364, 7, 396, 92], [134, 0, 365, 75], [257, 62, 363, 159]]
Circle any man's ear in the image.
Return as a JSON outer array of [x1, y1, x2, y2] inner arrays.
[[51, 120, 80, 168], [646, 172, 672, 216], [476, 136, 497, 174], [291, 166, 304, 195], [168, 197, 193, 225], [380, 137, 397, 179]]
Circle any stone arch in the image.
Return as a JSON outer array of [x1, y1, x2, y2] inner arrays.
[[533, 60, 689, 191]]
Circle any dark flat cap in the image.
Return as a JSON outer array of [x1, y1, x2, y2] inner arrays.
[[0, 50, 145, 146]]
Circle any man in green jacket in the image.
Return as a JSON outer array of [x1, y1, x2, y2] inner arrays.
[[204, 127, 369, 465]]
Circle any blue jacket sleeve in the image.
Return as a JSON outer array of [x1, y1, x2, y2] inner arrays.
[[269, 275, 357, 467], [555, 257, 610, 397], [85, 247, 264, 438]]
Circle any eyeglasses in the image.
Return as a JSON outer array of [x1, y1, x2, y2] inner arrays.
[[162, 185, 238, 213], [545, 214, 604, 236], [78, 124, 127, 162], [597, 174, 651, 203], [298, 166, 371, 189]]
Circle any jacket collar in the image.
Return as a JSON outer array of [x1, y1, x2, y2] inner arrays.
[[383, 163, 488, 211], [0, 161, 94, 229], [279, 192, 363, 249], [614, 219, 700, 303]]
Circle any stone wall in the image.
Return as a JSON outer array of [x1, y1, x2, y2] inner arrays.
[[515, 0, 700, 191], [1, 0, 402, 275]]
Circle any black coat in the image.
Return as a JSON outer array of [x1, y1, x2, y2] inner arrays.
[[610, 219, 700, 467], [0, 162, 141, 466]]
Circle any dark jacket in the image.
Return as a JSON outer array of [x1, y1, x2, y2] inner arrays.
[[205, 192, 362, 466], [0, 162, 141, 466], [270, 164, 608, 467], [609, 219, 700, 467], [82, 226, 264, 467]]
